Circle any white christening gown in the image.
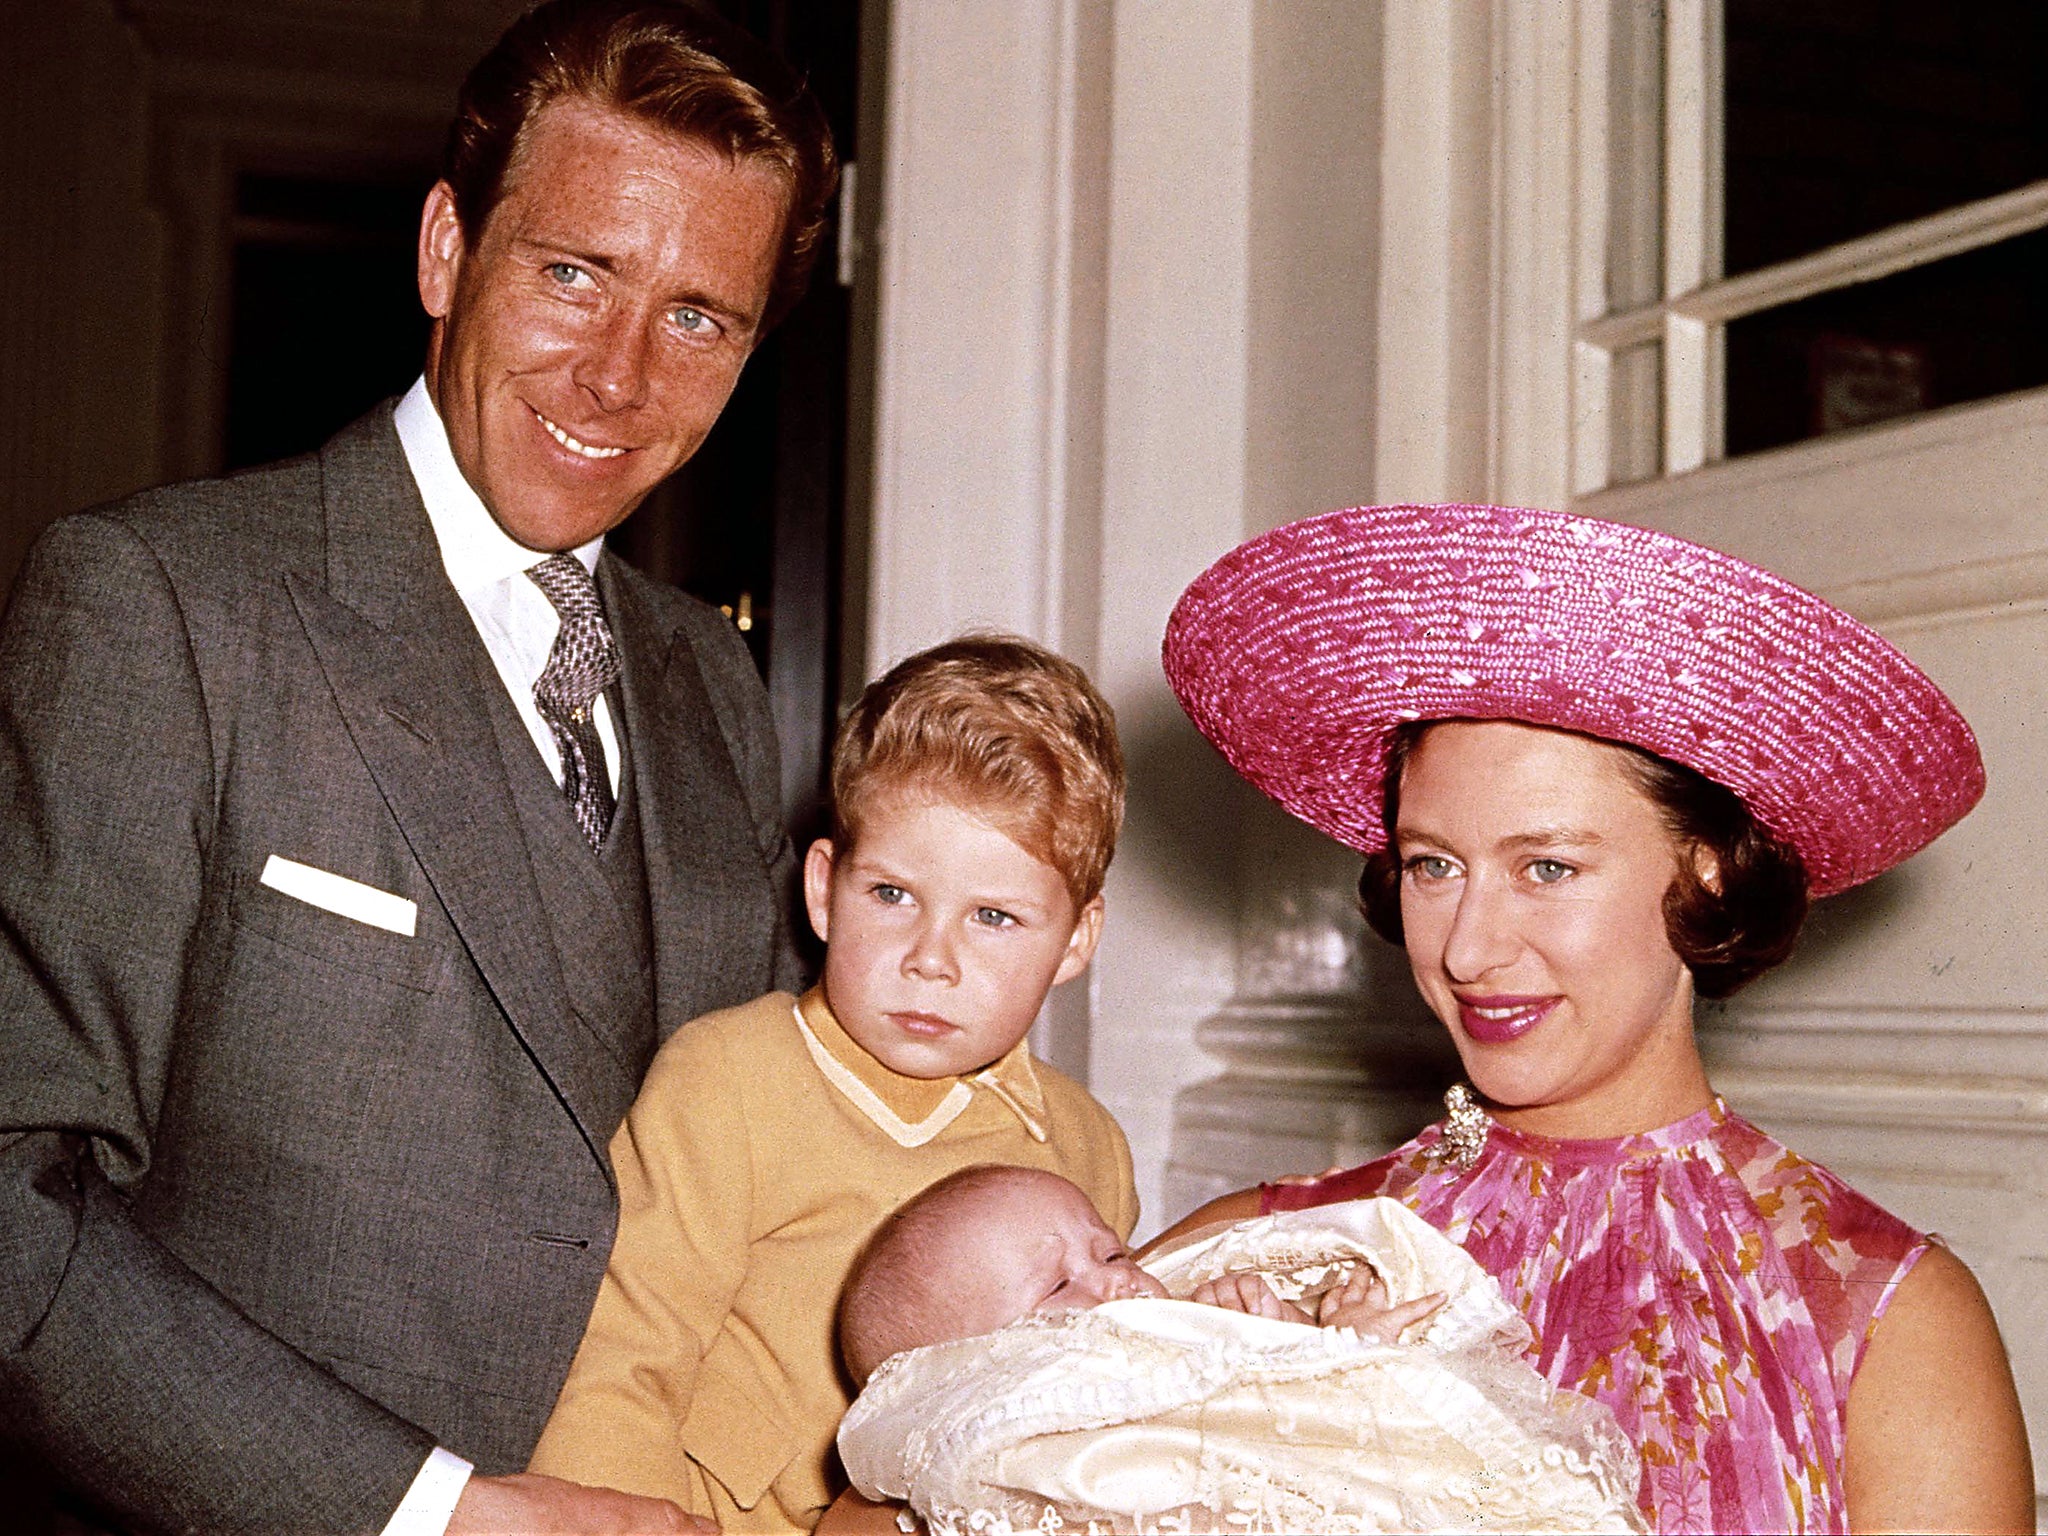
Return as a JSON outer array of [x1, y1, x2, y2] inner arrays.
[[837, 1199, 1643, 1535]]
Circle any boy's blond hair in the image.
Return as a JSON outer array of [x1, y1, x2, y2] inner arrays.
[[830, 634, 1124, 907]]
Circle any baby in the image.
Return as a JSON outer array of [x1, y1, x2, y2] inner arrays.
[[838, 1167, 1645, 1536], [838, 1164, 1440, 1384]]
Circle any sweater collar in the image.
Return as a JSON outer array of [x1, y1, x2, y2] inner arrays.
[[794, 987, 1049, 1148]]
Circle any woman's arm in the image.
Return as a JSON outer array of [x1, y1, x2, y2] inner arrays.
[[1133, 1187, 1265, 1261], [1844, 1243, 2033, 1534]]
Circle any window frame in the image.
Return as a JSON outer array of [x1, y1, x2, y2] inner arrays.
[[1569, 0, 2048, 493]]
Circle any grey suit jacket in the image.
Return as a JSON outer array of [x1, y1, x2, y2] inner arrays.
[[0, 406, 800, 1534]]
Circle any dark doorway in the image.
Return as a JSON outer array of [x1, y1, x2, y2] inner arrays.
[[225, 171, 436, 472]]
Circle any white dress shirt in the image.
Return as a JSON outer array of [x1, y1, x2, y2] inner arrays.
[[392, 376, 621, 796], [376, 377, 623, 1534]]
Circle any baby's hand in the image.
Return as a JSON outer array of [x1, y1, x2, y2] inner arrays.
[[1316, 1270, 1445, 1342], [1189, 1271, 1316, 1325]]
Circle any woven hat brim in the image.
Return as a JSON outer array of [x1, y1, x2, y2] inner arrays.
[[1162, 504, 1984, 897]]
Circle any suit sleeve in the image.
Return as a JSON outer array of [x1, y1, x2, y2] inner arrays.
[[686, 611, 805, 994], [0, 515, 434, 1534], [526, 1018, 754, 1512]]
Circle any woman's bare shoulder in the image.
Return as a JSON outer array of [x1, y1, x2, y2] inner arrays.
[[1844, 1242, 2034, 1533]]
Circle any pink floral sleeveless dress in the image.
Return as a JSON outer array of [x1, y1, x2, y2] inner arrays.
[[1264, 1098, 1927, 1534]]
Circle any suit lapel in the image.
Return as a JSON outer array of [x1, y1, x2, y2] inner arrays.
[[289, 409, 631, 1166], [601, 559, 763, 1037]]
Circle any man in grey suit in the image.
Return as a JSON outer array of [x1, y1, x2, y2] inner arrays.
[[0, 3, 835, 1531]]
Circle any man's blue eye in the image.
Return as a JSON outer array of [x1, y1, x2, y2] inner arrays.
[[673, 306, 715, 334], [872, 884, 905, 904]]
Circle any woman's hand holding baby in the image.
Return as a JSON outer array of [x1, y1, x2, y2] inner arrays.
[[1317, 1271, 1444, 1341], [1189, 1268, 1445, 1342]]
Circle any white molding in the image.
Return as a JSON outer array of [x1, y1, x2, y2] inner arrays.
[[1373, 0, 1586, 510], [1577, 380, 2048, 604], [1662, 311, 1718, 478], [1371, 0, 1495, 503], [1565, 0, 1614, 498], [1488, 0, 1577, 508], [1658, 0, 1722, 475], [1709, 1073, 2048, 1137], [1164, 993, 2048, 1198], [1718, 1004, 2048, 1038], [867, 1, 1085, 666], [1826, 552, 2048, 629], [1659, 0, 1722, 304]]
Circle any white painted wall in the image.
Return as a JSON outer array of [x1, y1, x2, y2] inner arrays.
[[867, 0, 1386, 1231]]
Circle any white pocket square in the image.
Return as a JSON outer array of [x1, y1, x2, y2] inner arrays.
[[259, 855, 417, 937]]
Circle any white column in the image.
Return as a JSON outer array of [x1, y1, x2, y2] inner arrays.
[[867, 1, 1092, 667], [867, 0, 1261, 1228], [1084, 0, 1259, 1231], [1370, 0, 1495, 504]]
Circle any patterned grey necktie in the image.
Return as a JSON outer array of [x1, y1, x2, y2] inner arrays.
[[526, 553, 621, 849]]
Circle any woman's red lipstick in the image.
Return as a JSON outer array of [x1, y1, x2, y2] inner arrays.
[[1456, 995, 1558, 1043]]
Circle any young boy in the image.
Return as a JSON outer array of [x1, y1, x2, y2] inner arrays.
[[835, 1167, 1643, 1536], [527, 634, 1139, 1532]]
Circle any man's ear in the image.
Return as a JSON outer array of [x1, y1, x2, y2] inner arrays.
[[1051, 894, 1105, 987], [417, 180, 466, 321], [802, 838, 838, 945]]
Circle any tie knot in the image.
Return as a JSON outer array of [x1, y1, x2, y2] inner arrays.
[[528, 553, 620, 716], [527, 552, 605, 624]]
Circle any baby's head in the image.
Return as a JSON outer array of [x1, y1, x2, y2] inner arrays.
[[804, 634, 1125, 1080], [840, 1165, 1164, 1385]]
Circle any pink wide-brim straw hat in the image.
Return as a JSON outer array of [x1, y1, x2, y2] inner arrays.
[[1162, 503, 1984, 897]]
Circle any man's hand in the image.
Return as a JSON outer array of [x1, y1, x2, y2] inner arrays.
[[1188, 1271, 1315, 1324], [1316, 1270, 1444, 1342], [446, 1472, 713, 1534]]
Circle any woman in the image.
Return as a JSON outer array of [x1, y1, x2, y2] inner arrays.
[[1154, 503, 2033, 1534]]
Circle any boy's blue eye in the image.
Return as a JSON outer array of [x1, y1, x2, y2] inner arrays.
[[973, 907, 1018, 928], [871, 883, 906, 904]]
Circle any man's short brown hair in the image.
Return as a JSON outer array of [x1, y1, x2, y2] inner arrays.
[[444, 0, 837, 330], [831, 635, 1125, 909]]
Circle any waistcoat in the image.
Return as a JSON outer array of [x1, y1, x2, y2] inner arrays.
[[482, 676, 659, 1086]]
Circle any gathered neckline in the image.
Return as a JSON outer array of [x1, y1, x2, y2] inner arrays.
[[1465, 1096, 1729, 1169]]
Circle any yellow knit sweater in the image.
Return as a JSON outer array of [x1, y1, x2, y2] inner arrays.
[[527, 987, 1138, 1531]]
